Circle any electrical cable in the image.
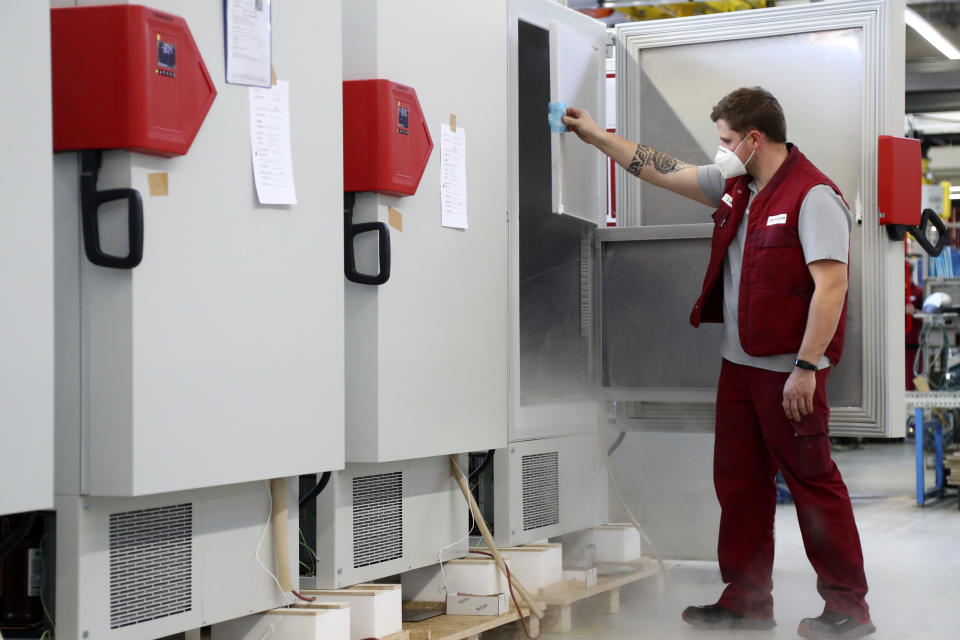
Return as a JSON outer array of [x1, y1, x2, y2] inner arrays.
[[438, 493, 476, 598], [299, 471, 332, 510], [299, 527, 318, 575], [599, 435, 669, 587], [38, 533, 55, 636], [607, 431, 626, 457], [299, 528, 317, 559], [291, 590, 316, 602], [467, 449, 495, 482], [255, 480, 287, 598], [471, 550, 542, 640]]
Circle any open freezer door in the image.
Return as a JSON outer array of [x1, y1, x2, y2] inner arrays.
[[549, 19, 606, 225], [509, 0, 608, 442], [604, 0, 905, 440]]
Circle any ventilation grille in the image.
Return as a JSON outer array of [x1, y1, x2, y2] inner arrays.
[[522, 452, 560, 531], [109, 503, 193, 629], [353, 472, 403, 568]]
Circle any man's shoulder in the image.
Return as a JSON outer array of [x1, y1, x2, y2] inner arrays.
[[799, 184, 853, 235]]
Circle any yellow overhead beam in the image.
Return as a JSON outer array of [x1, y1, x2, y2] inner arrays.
[[617, 1, 774, 21]]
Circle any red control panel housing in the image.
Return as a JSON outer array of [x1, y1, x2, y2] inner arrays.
[[51, 4, 217, 157], [878, 135, 921, 226], [343, 80, 433, 197]]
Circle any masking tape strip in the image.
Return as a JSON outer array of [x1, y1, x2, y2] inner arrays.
[[147, 172, 168, 196], [389, 207, 403, 232]]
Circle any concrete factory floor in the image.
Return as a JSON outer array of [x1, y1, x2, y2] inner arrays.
[[488, 439, 960, 640]]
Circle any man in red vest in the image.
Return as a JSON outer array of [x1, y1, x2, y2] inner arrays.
[[564, 87, 874, 640]]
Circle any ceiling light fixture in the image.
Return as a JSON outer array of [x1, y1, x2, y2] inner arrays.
[[906, 7, 960, 60]]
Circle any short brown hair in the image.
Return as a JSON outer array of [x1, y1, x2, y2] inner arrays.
[[710, 87, 787, 143]]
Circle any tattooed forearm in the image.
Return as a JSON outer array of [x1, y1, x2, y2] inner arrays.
[[627, 144, 689, 177], [627, 145, 651, 176]]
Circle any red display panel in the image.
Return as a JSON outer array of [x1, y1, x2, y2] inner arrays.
[[51, 4, 217, 157], [343, 80, 433, 197], [878, 135, 921, 226]]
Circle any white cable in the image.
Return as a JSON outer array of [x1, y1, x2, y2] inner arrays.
[[438, 482, 478, 597], [256, 480, 287, 598], [600, 432, 669, 586]]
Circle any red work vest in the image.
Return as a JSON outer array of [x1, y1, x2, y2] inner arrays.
[[689, 145, 848, 365]]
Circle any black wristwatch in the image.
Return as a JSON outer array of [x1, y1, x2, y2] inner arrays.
[[794, 358, 818, 371]]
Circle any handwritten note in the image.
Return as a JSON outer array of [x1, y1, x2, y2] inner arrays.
[[440, 124, 468, 229], [250, 80, 297, 205]]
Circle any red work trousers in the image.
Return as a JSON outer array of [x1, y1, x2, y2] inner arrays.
[[714, 359, 870, 623]]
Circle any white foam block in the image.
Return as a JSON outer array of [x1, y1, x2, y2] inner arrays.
[[298, 585, 401, 640], [211, 604, 350, 640], [483, 546, 562, 592], [589, 524, 641, 562], [402, 558, 511, 602]]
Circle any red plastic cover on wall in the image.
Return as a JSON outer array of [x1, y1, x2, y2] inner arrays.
[[343, 80, 433, 197], [878, 135, 921, 226], [51, 4, 217, 157]]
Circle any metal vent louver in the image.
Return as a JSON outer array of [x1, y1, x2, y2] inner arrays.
[[352, 472, 403, 568], [522, 452, 560, 531], [109, 503, 193, 629]]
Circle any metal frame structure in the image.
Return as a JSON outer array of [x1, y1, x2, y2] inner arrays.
[[906, 391, 960, 506]]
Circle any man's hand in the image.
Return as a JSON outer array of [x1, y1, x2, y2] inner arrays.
[[562, 107, 604, 146], [782, 368, 816, 422]]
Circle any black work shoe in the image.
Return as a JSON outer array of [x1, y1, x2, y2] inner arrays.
[[681, 603, 776, 630], [797, 612, 877, 639]]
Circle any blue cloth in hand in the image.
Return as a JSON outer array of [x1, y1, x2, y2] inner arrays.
[[548, 102, 568, 133]]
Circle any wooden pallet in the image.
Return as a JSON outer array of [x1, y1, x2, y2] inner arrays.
[[538, 557, 663, 633], [402, 601, 539, 640], [190, 622, 410, 640]]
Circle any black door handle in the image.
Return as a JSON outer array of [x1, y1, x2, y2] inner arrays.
[[344, 192, 391, 285], [911, 208, 948, 258], [79, 150, 144, 269]]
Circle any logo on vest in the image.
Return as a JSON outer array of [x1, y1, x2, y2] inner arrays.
[[722, 193, 734, 207], [766, 213, 787, 226]]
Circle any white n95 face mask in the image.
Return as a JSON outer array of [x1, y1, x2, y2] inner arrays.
[[714, 134, 756, 180]]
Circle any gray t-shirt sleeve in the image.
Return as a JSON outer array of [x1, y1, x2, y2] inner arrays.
[[697, 164, 725, 208], [798, 185, 852, 265]]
